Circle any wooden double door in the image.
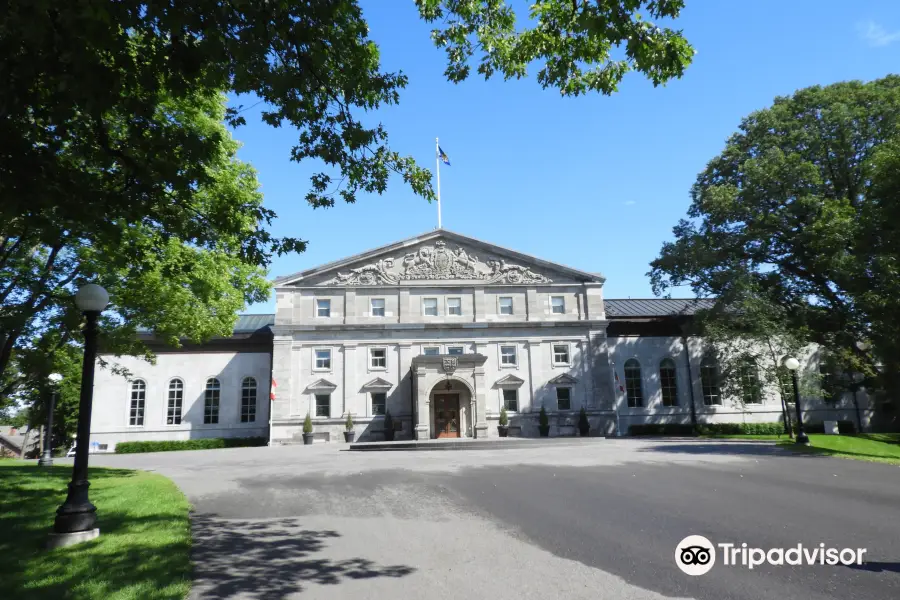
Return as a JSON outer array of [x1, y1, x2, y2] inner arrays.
[[434, 394, 460, 438]]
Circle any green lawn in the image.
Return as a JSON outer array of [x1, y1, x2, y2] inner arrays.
[[0, 461, 192, 600], [778, 433, 900, 465]]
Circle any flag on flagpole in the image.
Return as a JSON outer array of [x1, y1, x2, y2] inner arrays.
[[270, 377, 277, 401], [438, 145, 450, 166], [614, 370, 624, 393]]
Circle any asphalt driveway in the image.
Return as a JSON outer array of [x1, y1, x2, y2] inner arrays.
[[90, 439, 900, 600]]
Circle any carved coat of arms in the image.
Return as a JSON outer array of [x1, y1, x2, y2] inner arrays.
[[322, 240, 552, 286], [442, 357, 458, 374]]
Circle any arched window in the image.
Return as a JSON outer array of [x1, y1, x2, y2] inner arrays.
[[700, 356, 721, 406], [738, 357, 762, 404], [659, 359, 678, 407], [167, 378, 184, 424], [129, 380, 146, 426], [624, 359, 643, 408], [241, 377, 258, 423], [204, 378, 221, 424]]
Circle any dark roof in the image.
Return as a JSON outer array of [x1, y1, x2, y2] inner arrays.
[[604, 298, 714, 318], [234, 314, 275, 333]]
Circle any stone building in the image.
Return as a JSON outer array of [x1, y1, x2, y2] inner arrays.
[[88, 229, 874, 449]]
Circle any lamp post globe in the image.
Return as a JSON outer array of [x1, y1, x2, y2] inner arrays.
[[74, 284, 109, 313], [38, 373, 64, 467], [51, 284, 108, 544], [782, 356, 809, 445]]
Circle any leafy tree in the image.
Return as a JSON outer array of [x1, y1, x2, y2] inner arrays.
[[2, 1, 694, 403], [650, 76, 900, 402]]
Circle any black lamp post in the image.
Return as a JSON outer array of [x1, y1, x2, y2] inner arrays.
[[38, 373, 63, 467], [53, 284, 108, 539], [783, 356, 809, 445]]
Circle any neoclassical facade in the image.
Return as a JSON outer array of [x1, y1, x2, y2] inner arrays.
[[89, 229, 877, 449]]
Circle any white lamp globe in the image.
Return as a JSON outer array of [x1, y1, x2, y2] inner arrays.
[[856, 340, 871, 352], [74, 284, 109, 312], [783, 357, 800, 371], [48, 373, 63, 384]]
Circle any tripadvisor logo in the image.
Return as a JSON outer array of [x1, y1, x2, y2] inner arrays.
[[675, 536, 867, 576]]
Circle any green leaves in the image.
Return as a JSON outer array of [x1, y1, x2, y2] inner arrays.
[[651, 75, 900, 387], [417, 0, 693, 96]]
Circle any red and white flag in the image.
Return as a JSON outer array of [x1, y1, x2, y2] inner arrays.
[[614, 370, 624, 393], [270, 377, 277, 401]]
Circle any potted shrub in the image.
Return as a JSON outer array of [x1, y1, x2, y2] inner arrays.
[[302, 412, 314, 445], [383, 410, 395, 442], [497, 406, 509, 437], [538, 405, 550, 437], [578, 406, 590, 437], [343, 413, 356, 443]]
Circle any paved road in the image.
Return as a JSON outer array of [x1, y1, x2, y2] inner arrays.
[[91, 439, 900, 600]]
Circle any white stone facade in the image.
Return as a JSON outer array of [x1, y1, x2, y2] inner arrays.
[[90, 351, 270, 451], [89, 229, 879, 448]]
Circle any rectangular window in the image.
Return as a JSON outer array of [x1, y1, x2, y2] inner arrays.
[[423, 346, 440, 356], [371, 392, 386, 416], [370, 298, 385, 317], [500, 345, 517, 366], [315, 394, 331, 417], [241, 378, 257, 423], [423, 297, 438, 316], [552, 344, 570, 365], [316, 298, 331, 317], [370, 347, 387, 369], [167, 380, 183, 425], [499, 296, 513, 315], [447, 346, 464, 355], [551, 296, 565, 314], [503, 389, 518, 412], [204, 381, 220, 425], [447, 297, 462, 316], [129, 381, 145, 426], [556, 387, 571, 411], [315, 348, 332, 370]]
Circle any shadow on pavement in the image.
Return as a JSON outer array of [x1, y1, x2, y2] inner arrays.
[[191, 514, 415, 598], [846, 561, 900, 574]]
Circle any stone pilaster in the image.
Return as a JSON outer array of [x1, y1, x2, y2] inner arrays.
[[271, 339, 293, 420], [343, 343, 357, 416], [344, 289, 356, 324], [473, 359, 488, 438], [526, 287, 538, 321], [473, 287, 485, 322], [397, 343, 412, 418], [415, 367, 430, 440]]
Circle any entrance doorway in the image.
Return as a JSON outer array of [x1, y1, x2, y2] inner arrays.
[[433, 394, 460, 438]]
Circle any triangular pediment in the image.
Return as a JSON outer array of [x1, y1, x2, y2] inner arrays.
[[548, 373, 578, 385], [360, 377, 393, 391], [306, 378, 337, 392], [495, 374, 525, 387], [274, 229, 604, 287]]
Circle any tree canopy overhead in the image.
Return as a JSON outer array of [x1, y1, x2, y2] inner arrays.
[[650, 75, 900, 384], [1, 1, 693, 410]]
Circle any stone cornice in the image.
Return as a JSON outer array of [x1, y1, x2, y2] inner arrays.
[[271, 319, 607, 335]]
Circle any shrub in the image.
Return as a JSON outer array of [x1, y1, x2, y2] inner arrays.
[[302, 412, 313, 434], [115, 437, 267, 454], [499, 406, 509, 427], [628, 422, 790, 436], [345, 412, 354, 431]]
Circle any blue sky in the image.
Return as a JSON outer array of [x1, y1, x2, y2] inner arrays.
[[233, 0, 900, 314]]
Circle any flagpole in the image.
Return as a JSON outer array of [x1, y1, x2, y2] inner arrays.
[[435, 137, 442, 229]]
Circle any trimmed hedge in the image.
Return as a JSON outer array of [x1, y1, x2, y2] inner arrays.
[[115, 437, 267, 454], [628, 421, 857, 436]]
